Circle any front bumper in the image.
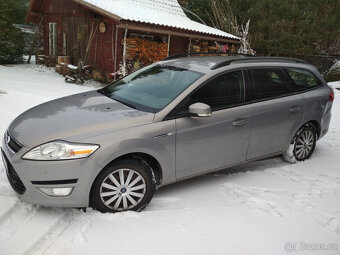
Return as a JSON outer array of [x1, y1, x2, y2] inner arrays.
[[1, 135, 102, 208]]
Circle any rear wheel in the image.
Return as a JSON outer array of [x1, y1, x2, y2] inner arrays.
[[283, 125, 317, 163], [91, 159, 156, 213]]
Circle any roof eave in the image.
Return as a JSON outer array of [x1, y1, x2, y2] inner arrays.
[[119, 21, 241, 43], [72, 0, 122, 22]]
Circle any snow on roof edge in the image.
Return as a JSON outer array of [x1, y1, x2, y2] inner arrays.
[[73, 0, 122, 21], [121, 18, 240, 41], [77, 0, 240, 41]]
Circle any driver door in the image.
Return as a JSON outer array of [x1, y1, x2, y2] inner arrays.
[[175, 70, 251, 179]]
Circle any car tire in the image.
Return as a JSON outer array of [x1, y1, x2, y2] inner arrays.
[[90, 159, 156, 213], [283, 124, 317, 164]]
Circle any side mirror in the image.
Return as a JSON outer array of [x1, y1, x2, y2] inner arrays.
[[188, 103, 212, 117]]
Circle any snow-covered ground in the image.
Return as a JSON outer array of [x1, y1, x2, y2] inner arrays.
[[0, 63, 340, 255]]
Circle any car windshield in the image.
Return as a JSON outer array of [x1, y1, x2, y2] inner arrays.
[[98, 64, 203, 113]]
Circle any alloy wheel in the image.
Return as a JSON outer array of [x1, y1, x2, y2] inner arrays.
[[100, 169, 146, 211], [294, 130, 315, 160]]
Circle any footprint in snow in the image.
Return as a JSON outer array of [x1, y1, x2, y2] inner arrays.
[[318, 212, 340, 235], [221, 183, 289, 217], [264, 167, 302, 182]]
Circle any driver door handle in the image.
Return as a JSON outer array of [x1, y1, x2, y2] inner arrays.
[[289, 106, 301, 113], [232, 118, 247, 127]]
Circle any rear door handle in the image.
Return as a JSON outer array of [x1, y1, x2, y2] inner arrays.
[[232, 118, 247, 127], [289, 106, 301, 113]]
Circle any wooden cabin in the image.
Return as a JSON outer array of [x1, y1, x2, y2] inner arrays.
[[27, 0, 240, 80]]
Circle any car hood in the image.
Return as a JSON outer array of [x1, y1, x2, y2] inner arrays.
[[8, 90, 154, 147]]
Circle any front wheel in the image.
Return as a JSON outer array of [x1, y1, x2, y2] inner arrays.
[[283, 125, 317, 163], [90, 159, 156, 213]]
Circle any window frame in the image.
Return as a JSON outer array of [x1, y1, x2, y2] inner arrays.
[[49, 23, 57, 56], [247, 67, 293, 103], [165, 69, 249, 120]]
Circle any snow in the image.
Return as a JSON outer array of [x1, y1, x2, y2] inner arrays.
[[80, 0, 240, 40], [328, 60, 340, 74], [0, 63, 340, 255], [67, 64, 78, 70]]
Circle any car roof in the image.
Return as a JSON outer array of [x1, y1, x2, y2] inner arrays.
[[160, 56, 313, 74], [161, 56, 230, 73]]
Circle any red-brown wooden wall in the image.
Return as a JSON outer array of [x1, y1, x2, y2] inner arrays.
[[41, 0, 121, 73], [30, 0, 239, 75]]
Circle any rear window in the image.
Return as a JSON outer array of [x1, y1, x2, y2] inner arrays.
[[285, 68, 321, 92], [250, 69, 290, 100]]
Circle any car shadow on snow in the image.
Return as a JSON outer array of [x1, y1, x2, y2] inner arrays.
[[155, 155, 287, 197]]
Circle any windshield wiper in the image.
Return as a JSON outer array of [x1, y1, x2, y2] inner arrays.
[[113, 97, 137, 109], [98, 90, 137, 109]]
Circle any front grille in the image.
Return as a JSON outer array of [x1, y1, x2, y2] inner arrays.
[[2, 150, 26, 195], [6, 131, 23, 153]]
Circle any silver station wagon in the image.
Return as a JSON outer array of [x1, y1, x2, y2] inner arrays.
[[1, 56, 334, 213]]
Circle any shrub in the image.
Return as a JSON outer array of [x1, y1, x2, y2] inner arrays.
[[0, 0, 28, 64]]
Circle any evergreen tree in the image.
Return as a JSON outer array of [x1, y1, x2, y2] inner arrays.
[[185, 0, 214, 25], [230, 0, 340, 55], [184, 0, 340, 55], [0, 0, 28, 64]]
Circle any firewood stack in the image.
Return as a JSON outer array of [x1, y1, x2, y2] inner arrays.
[[125, 38, 168, 65], [56, 56, 71, 75]]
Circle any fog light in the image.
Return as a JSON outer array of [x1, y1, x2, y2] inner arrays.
[[39, 187, 73, 197]]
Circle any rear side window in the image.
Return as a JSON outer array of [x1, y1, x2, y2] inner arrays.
[[250, 69, 290, 100], [189, 70, 244, 111], [285, 68, 321, 92]]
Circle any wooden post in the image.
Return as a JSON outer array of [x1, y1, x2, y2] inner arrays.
[[84, 21, 98, 64], [114, 24, 118, 79], [111, 24, 115, 74], [188, 37, 192, 53], [167, 34, 171, 56], [94, 32, 98, 65], [122, 28, 128, 76]]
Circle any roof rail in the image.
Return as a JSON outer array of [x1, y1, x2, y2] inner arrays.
[[210, 57, 308, 70], [163, 52, 252, 61]]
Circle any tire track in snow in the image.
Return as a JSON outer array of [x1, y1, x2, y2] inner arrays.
[[0, 203, 65, 255], [0, 202, 37, 246], [26, 212, 72, 255], [0, 199, 20, 226], [27, 209, 92, 255]]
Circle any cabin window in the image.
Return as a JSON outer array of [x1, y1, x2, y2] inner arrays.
[[49, 23, 57, 56]]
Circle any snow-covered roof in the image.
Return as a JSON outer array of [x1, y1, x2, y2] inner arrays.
[[79, 0, 240, 40]]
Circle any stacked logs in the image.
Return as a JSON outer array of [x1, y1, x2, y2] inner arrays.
[[125, 38, 168, 64], [56, 56, 71, 75]]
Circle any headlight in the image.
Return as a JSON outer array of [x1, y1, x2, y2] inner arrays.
[[22, 141, 99, 160]]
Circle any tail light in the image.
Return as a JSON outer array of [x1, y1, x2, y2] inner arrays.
[[329, 91, 334, 102]]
